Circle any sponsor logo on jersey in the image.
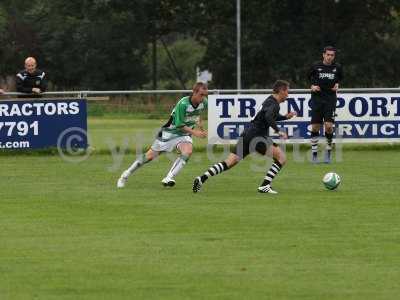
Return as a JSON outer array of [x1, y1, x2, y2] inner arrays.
[[319, 73, 335, 79]]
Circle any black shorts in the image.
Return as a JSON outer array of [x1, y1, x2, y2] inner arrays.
[[232, 128, 277, 159], [310, 93, 337, 124]]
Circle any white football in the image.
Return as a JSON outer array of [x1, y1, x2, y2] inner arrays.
[[322, 172, 341, 190]]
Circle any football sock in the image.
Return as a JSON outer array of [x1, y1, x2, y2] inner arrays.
[[325, 132, 333, 151], [126, 154, 150, 176], [166, 154, 190, 179], [310, 131, 319, 156], [200, 161, 229, 183], [260, 160, 282, 186]]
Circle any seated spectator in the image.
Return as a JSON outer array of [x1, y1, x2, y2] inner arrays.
[[16, 57, 47, 97]]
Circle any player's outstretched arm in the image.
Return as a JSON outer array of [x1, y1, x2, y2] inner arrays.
[[182, 126, 207, 138], [285, 112, 297, 119], [311, 85, 321, 92], [278, 131, 288, 139]]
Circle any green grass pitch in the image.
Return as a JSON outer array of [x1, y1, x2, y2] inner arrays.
[[1, 118, 400, 299]]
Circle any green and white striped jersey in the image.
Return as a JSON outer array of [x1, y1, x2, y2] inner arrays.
[[159, 96, 207, 141]]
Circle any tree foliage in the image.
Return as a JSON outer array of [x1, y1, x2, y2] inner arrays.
[[144, 37, 206, 90], [28, 0, 150, 89], [1, 0, 400, 89], [199, 0, 400, 88]]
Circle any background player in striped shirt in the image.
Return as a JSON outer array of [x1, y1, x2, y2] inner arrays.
[[307, 46, 343, 163]]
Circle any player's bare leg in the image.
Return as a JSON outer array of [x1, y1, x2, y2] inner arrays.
[[117, 149, 158, 188], [258, 145, 286, 194], [193, 153, 239, 193], [162, 142, 192, 187]]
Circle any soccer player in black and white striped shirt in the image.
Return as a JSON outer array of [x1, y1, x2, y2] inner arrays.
[[307, 46, 343, 163], [193, 80, 296, 194]]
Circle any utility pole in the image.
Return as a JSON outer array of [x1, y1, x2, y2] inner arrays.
[[152, 33, 157, 91], [237, 0, 241, 90]]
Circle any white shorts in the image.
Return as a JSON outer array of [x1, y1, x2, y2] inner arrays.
[[151, 135, 193, 153]]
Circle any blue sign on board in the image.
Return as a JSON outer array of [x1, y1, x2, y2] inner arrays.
[[0, 99, 87, 149], [209, 93, 400, 143]]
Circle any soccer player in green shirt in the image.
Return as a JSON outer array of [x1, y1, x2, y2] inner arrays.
[[117, 82, 208, 188]]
